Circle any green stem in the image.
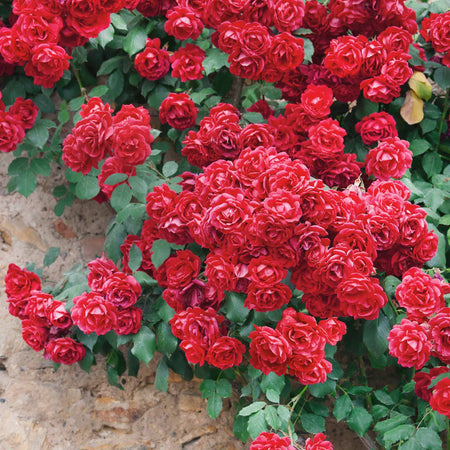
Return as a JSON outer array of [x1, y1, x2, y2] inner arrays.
[[388, 297, 400, 317], [288, 386, 308, 444], [72, 67, 88, 102], [359, 357, 372, 409], [436, 88, 450, 154], [148, 161, 169, 182]]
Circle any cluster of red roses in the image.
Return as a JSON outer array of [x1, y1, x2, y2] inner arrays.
[[250, 431, 333, 450], [135, 38, 205, 83], [0, 93, 38, 153], [62, 97, 154, 198], [387, 267, 450, 418], [4, 264, 85, 365], [420, 11, 450, 68], [71, 255, 143, 336]]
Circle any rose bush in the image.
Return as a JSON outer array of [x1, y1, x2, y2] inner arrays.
[[1, 0, 450, 448]]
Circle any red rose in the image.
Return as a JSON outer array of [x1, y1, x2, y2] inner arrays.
[[22, 319, 49, 351], [7, 295, 30, 320], [0, 27, 31, 65], [414, 367, 449, 402], [268, 32, 304, 72], [180, 338, 208, 365], [245, 283, 292, 312], [4, 263, 41, 298], [388, 318, 431, 370], [430, 377, 450, 418], [240, 22, 271, 56], [159, 93, 198, 130], [114, 306, 143, 335], [412, 230, 439, 263], [305, 433, 334, 450], [206, 336, 246, 369], [273, 0, 305, 32], [429, 307, 450, 364], [8, 98, 39, 130], [355, 112, 398, 147], [308, 118, 346, 159], [324, 35, 366, 78], [300, 84, 333, 119], [25, 291, 53, 326], [248, 256, 287, 287], [396, 267, 444, 320], [247, 99, 274, 120], [24, 43, 71, 88], [204, 253, 236, 291], [365, 137, 412, 180], [46, 301, 73, 329], [318, 318, 347, 346], [378, 26, 413, 54], [164, 5, 203, 40], [170, 43, 205, 82], [337, 274, 387, 320], [425, 12, 450, 54], [360, 75, 400, 104], [249, 326, 292, 376], [250, 432, 295, 450], [44, 338, 86, 365], [381, 55, 413, 86], [103, 272, 142, 308], [146, 183, 178, 221], [66, 0, 111, 38], [14, 12, 62, 47], [0, 111, 25, 153], [134, 38, 170, 81], [164, 250, 201, 289], [71, 292, 118, 335]]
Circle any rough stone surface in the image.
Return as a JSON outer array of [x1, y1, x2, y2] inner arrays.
[[0, 153, 247, 449]]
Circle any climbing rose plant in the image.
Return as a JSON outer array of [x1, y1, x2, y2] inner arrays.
[[1, 0, 450, 447]]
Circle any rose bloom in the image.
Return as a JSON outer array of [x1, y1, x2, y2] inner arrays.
[[324, 35, 366, 78], [164, 5, 204, 40], [103, 272, 142, 308], [114, 306, 143, 335], [365, 137, 412, 180], [268, 32, 305, 72], [245, 283, 292, 312], [24, 43, 71, 88], [421, 12, 450, 55], [204, 253, 236, 291], [396, 267, 444, 320], [164, 250, 201, 289], [4, 263, 41, 298], [159, 93, 198, 130], [22, 319, 49, 351], [134, 38, 170, 81], [180, 338, 208, 365], [8, 98, 39, 130], [301, 84, 334, 119], [0, 111, 26, 153], [170, 43, 205, 82], [46, 300, 73, 329], [318, 318, 346, 346], [71, 292, 118, 335], [44, 338, 86, 365], [413, 367, 449, 402], [249, 326, 292, 376], [355, 112, 398, 146], [273, 0, 305, 32], [430, 377, 450, 418], [360, 75, 401, 104], [305, 432, 334, 450], [429, 307, 450, 364], [206, 336, 246, 369], [388, 318, 432, 370], [250, 432, 295, 450]]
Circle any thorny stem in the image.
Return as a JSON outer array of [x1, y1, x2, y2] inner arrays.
[[232, 77, 245, 110], [288, 386, 308, 444], [72, 67, 88, 102], [436, 88, 449, 154]]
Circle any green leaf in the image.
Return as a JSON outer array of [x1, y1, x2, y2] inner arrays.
[[110, 183, 132, 211], [89, 85, 109, 97], [247, 409, 267, 439], [68, 96, 85, 111], [30, 158, 51, 176], [104, 173, 129, 185], [27, 121, 49, 148], [110, 13, 128, 31], [43, 247, 60, 267], [426, 224, 446, 269], [76, 330, 98, 351], [123, 25, 147, 56], [428, 372, 450, 389], [200, 379, 216, 399], [371, 404, 390, 421], [265, 405, 280, 430], [97, 24, 114, 48], [303, 38, 314, 63], [97, 56, 124, 76], [242, 112, 265, 124], [216, 379, 232, 398], [410, 139, 431, 157], [16, 168, 37, 197], [374, 414, 409, 434], [239, 401, 267, 417], [260, 373, 285, 404], [373, 389, 395, 406], [107, 70, 125, 98], [363, 312, 391, 357], [384, 424, 415, 447], [107, 363, 124, 390], [434, 66, 450, 90], [155, 355, 170, 392], [78, 348, 95, 373], [301, 412, 325, 434], [128, 244, 142, 273], [398, 439, 423, 450], [151, 239, 171, 269], [162, 161, 178, 178], [333, 395, 352, 422], [233, 414, 250, 443], [422, 152, 443, 178], [206, 392, 222, 419], [203, 47, 229, 76], [8, 157, 29, 175], [223, 292, 249, 324], [347, 407, 373, 436], [420, 118, 435, 135], [308, 379, 336, 398], [131, 326, 156, 365], [155, 321, 178, 355], [414, 427, 443, 449], [75, 176, 100, 200]]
